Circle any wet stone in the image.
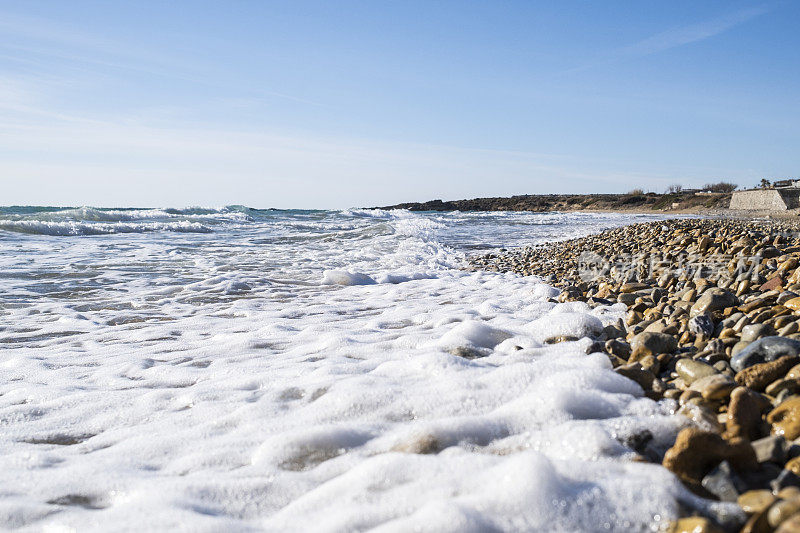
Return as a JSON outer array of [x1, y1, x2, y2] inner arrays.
[[701, 460, 745, 502], [620, 282, 649, 293], [585, 340, 605, 354], [615, 363, 659, 397], [767, 378, 800, 398], [638, 354, 660, 375], [630, 331, 677, 360], [731, 341, 751, 359], [786, 456, 800, 476], [788, 364, 800, 380], [768, 499, 800, 529], [731, 336, 800, 373], [602, 324, 625, 340], [735, 356, 800, 391], [770, 397, 800, 441], [691, 288, 738, 318], [740, 298, 770, 314], [726, 387, 763, 441], [775, 486, 800, 500], [670, 517, 723, 533], [662, 427, 757, 484], [752, 435, 787, 464], [689, 314, 715, 338], [777, 389, 797, 406], [781, 322, 800, 337], [760, 275, 784, 292], [690, 373, 736, 401], [737, 489, 776, 514], [778, 291, 800, 306], [741, 323, 776, 343], [605, 338, 631, 359], [675, 359, 717, 385]]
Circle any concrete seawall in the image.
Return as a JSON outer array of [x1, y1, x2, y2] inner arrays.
[[730, 189, 800, 210]]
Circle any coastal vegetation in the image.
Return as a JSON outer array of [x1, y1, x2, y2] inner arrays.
[[379, 190, 732, 212]]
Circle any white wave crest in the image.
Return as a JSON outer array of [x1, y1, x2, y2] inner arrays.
[[0, 219, 213, 236]]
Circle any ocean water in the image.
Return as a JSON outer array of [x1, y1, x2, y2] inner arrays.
[[0, 207, 733, 531]]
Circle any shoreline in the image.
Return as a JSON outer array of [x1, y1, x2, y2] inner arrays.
[[471, 218, 800, 532], [566, 208, 800, 219], [374, 201, 800, 221]]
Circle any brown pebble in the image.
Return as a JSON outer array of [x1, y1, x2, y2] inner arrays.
[[662, 427, 757, 484], [768, 396, 800, 440], [777, 486, 800, 501], [738, 489, 777, 514], [675, 359, 717, 384], [669, 516, 723, 533], [663, 389, 682, 400], [735, 355, 800, 391], [741, 509, 773, 533], [767, 378, 800, 398], [771, 500, 800, 528], [677, 403, 723, 432], [776, 512, 800, 532], [629, 331, 677, 360], [726, 387, 764, 441], [626, 310, 643, 326], [740, 298, 769, 314], [762, 276, 785, 292], [615, 363, 659, 398], [786, 456, 800, 476], [786, 364, 800, 381], [689, 374, 736, 401], [621, 282, 649, 293], [679, 389, 702, 406]]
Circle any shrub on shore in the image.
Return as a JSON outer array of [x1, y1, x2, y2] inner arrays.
[[703, 182, 737, 193]]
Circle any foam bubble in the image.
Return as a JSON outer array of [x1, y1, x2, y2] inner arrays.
[[525, 311, 604, 342], [321, 270, 377, 285]]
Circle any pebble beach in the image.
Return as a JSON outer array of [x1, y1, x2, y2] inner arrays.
[[471, 217, 800, 533], [4, 1, 798, 530]]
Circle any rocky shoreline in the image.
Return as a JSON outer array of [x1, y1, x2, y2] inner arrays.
[[471, 218, 800, 533]]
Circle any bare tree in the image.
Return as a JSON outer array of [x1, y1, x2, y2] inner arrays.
[[666, 184, 683, 194]]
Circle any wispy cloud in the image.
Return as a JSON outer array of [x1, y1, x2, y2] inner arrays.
[[0, 9, 323, 107], [562, 5, 769, 74], [621, 6, 768, 58]]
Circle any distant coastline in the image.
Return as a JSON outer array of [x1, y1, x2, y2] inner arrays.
[[375, 191, 732, 214]]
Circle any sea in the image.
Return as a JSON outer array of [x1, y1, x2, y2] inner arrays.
[[0, 206, 735, 531]]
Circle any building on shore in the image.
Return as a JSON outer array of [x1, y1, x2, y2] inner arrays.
[[773, 179, 800, 188]]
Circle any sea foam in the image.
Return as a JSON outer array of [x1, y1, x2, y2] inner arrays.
[[0, 207, 729, 531]]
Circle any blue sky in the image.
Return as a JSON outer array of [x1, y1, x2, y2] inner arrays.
[[0, 1, 798, 208]]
